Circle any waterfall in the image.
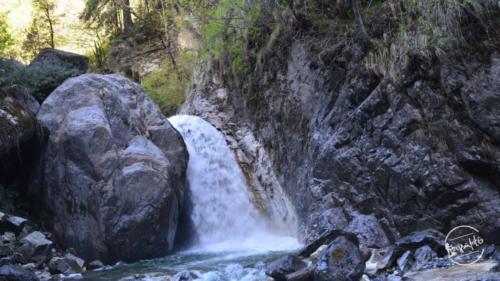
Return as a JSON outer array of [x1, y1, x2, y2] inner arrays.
[[168, 115, 299, 253]]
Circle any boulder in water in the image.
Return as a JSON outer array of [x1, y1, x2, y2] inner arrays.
[[31, 74, 188, 263], [0, 265, 39, 281], [265, 255, 306, 281]]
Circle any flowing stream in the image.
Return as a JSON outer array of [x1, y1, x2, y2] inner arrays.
[[84, 115, 299, 281]]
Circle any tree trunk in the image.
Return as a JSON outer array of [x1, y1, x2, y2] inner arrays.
[[122, 0, 134, 34]]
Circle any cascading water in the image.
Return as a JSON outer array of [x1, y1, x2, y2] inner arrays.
[[168, 115, 299, 253], [84, 115, 300, 281]]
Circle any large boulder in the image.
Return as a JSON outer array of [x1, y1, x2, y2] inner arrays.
[[0, 265, 38, 281], [30, 74, 188, 263]]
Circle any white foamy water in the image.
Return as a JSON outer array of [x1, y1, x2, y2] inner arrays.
[[168, 115, 300, 253]]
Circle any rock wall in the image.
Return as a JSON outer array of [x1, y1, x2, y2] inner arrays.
[[182, 2, 500, 246]]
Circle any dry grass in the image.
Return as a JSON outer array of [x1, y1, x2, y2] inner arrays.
[[364, 0, 499, 81]]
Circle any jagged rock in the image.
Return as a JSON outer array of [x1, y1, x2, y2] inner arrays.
[[86, 260, 104, 270], [365, 246, 397, 275], [48, 257, 83, 274], [30, 74, 188, 263], [414, 245, 437, 269], [0, 265, 39, 281], [62, 254, 84, 270], [265, 255, 306, 281], [346, 212, 391, 249], [314, 235, 365, 281], [299, 229, 359, 258], [0, 213, 27, 235], [395, 230, 445, 256], [396, 251, 415, 272], [17, 231, 53, 264]]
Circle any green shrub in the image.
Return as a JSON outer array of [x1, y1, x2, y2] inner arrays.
[[141, 50, 195, 116], [0, 58, 74, 102]]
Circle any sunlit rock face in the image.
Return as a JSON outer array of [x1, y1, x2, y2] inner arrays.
[[31, 74, 188, 263], [182, 36, 500, 247]]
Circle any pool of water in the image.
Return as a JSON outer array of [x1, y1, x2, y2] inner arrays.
[[83, 248, 299, 281]]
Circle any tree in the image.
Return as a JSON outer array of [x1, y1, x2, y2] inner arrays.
[[0, 13, 12, 56], [33, 0, 57, 48], [81, 0, 134, 35]]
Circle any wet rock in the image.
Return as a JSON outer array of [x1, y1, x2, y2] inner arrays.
[[395, 230, 445, 256], [31, 74, 188, 263], [48, 257, 83, 274], [0, 265, 39, 281], [17, 232, 53, 264], [172, 270, 194, 281], [414, 245, 437, 269], [0, 213, 27, 236], [285, 266, 314, 281], [86, 260, 104, 270], [365, 246, 397, 275], [310, 245, 327, 263], [299, 230, 358, 258], [314, 235, 364, 281], [396, 251, 415, 272], [265, 255, 306, 281]]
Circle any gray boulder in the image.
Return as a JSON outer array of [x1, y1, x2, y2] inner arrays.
[[0, 265, 38, 281], [266, 255, 306, 281], [314, 235, 365, 281], [48, 257, 83, 275], [17, 231, 53, 264], [30, 74, 188, 263]]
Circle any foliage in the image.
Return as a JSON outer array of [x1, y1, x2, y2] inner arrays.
[[0, 13, 13, 56], [22, 0, 58, 61], [141, 50, 195, 116], [0, 58, 74, 101]]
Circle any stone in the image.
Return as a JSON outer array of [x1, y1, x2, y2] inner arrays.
[[265, 255, 306, 281], [63, 254, 84, 270], [314, 235, 365, 281], [172, 270, 194, 281], [285, 266, 314, 281], [310, 244, 327, 263], [0, 265, 39, 281], [30, 74, 188, 263], [0, 246, 13, 258], [346, 212, 390, 249], [0, 212, 27, 235], [48, 257, 83, 274], [0, 233, 15, 244], [395, 230, 445, 256], [18, 232, 53, 263], [365, 246, 397, 275], [86, 260, 104, 270], [414, 245, 437, 269], [299, 230, 359, 258], [396, 250, 415, 272]]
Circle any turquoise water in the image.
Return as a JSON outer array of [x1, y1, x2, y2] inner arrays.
[[83, 249, 298, 281]]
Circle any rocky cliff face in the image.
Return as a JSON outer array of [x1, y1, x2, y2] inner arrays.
[[182, 0, 500, 247], [30, 74, 188, 263]]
